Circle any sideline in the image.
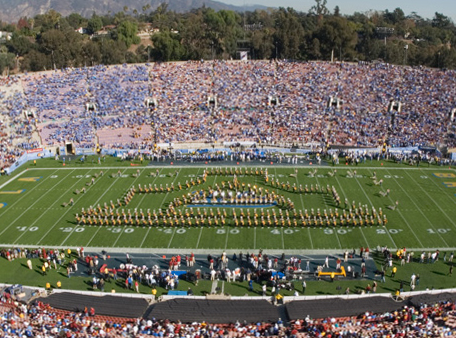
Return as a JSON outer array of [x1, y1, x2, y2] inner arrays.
[[0, 170, 27, 189]]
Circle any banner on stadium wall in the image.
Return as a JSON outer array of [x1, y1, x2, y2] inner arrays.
[[387, 147, 419, 154], [223, 141, 256, 147], [26, 151, 52, 161], [327, 148, 380, 155], [26, 148, 43, 154], [75, 148, 97, 155]]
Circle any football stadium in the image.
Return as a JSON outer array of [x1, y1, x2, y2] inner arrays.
[[2, 40, 456, 338]]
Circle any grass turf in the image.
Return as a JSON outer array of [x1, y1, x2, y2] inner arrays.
[[0, 157, 455, 251], [1, 156, 456, 297]]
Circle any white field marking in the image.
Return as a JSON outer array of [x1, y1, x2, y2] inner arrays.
[[162, 168, 184, 249], [314, 172, 342, 250], [294, 170, 313, 249], [281, 227, 285, 250], [254, 227, 256, 251], [335, 170, 388, 249], [407, 170, 456, 228], [14, 169, 85, 244], [2, 242, 456, 255], [89, 167, 147, 248], [273, 168, 279, 196], [0, 169, 59, 218], [224, 225, 229, 250], [363, 170, 398, 247], [184, 168, 205, 249], [111, 226, 129, 248], [352, 170, 396, 248], [74, 168, 130, 247], [391, 170, 449, 245], [377, 169, 424, 247], [195, 227, 204, 249], [420, 169, 456, 204], [120, 168, 162, 248], [0, 169, 62, 237], [0, 170, 28, 189], [22, 165, 455, 171], [58, 168, 122, 246], [57, 168, 120, 246], [139, 169, 163, 248]]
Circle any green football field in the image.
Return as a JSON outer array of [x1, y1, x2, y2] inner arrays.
[[0, 158, 455, 253]]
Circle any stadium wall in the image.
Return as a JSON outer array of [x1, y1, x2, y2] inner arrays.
[[6, 145, 431, 176]]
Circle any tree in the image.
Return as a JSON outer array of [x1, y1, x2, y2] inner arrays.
[[87, 15, 103, 35], [7, 33, 33, 56], [246, 9, 275, 59], [309, 37, 321, 59], [101, 39, 127, 65], [115, 20, 140, 48], [67, 13, 84, 29], [314, 16, 358, 60], [310, 0, 329, 22], [432, 12, 453, 29], [384, 8, 405, 25], [151, 30, 185, 61], [0, 51, 15, 75], [180, 10, 207, 59], [82, 40, 102, 66], [274, 8, 305, 59], [17, 17, 29, 30], [21, 49, 49, 71], [35, 10, 62, 31]]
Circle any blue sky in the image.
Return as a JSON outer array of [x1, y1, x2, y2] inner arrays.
[[223, 0, 456, 22]]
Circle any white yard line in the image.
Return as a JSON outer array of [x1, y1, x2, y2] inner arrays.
[[195, 227, 204, 249], [378, 170, 424, 247], [390, 170, 449, 245], [334, 172, 373, 247], [139, 168, 169, 248], [359, 169, 398, 247], [89, 168, 147, 247], [353, 171, 393, 248], [79, 168, 130, 247], [111, 227, 127, 248], [0, 170, 28, 189], [120, 168, 162, 248], [0, 169, 61, 237], [163, 168, 185, 249], [314, 172, 342, 250], [14, 169, 87, 244], [416, 169, 456, 229], [35, 169, 97, 244], [281, 227, 285, 250], [294, 170, 313, 249], [0, 169, 59, 218], [224, 226, 229, 250], [21, 165, 453, 171]]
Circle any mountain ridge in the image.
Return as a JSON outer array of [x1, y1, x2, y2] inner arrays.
[[0, 0, 269, 23]]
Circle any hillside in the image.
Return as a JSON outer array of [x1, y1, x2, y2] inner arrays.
[[0, 0, 268, 22]]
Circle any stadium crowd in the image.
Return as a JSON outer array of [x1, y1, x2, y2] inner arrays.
[[1, 60, 456, 170], [2, 294, 456, 337]]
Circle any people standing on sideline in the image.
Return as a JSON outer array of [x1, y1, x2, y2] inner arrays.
[[392, 266, 397, 277]]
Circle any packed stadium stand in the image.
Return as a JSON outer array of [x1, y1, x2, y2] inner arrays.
[[2, 60, 456, 169], [2, 289, 456, 337]]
